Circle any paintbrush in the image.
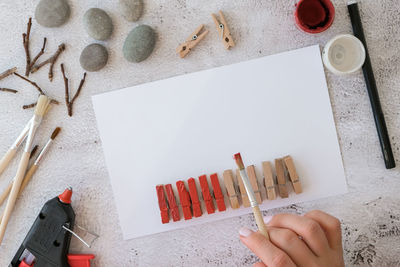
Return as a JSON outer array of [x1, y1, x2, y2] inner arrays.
[[0, 95, 50, 244], [0, 128, 60, 223], [0, 145, 39, 207], [0, 105, 52, 177], [0, 118, 33, 176], [0, 128, 60, 208], [234, 153, 269, 239]]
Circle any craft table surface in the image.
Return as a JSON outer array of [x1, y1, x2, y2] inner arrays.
[[0, 0, 399, 266]]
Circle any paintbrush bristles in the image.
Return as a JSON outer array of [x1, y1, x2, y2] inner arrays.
[[34, 95, 49, 117], [234, 153, 245, 170], [51, 127, 61, 140]]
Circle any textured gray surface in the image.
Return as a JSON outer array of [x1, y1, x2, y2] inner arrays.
[[0, 0, 399, 266]]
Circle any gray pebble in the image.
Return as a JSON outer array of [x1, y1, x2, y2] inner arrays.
[[80, 44, 108, 72], [35, 0, 70, 28], [123, 25, 156, 63], [119, 0, 144, 22], [83, 8, 113, 41]]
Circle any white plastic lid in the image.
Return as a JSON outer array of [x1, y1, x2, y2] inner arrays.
[[322, 34, 366, 75]]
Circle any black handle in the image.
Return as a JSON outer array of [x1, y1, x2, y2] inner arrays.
[[348, 2, 395, 169]]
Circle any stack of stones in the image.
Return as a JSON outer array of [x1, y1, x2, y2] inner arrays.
[[35, 0, 157, 72]]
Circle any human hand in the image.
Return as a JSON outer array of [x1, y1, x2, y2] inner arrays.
[[239, 210, 344, 267]]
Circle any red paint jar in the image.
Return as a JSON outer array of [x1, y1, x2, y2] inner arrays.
[[294, 0, 335, 34]]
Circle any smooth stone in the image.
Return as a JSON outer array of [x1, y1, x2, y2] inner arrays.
[[119, 0, 144, 22], [83, 8, 113, 41], [35, 0, 70, 27], [79, 44, 108, 72], [123, 25, 156, 63]]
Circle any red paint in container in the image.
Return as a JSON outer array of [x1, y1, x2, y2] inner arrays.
[[295, 0, 335, 34]]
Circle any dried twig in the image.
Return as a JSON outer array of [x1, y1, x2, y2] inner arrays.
[[61, 63, 87, 117], [22, 99, 59, 109], [23, 18, 32, 76], [22, 18, 47, 77], [14, 72, 44, 95], [0, 88, 18, 94], [30, 38, 47, 69], [22, 103, 36, 109], [0, 67, 17, 81], [31, 43, 65, 81]]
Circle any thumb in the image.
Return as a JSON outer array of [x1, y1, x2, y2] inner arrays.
[[239, 227, 296, 267]]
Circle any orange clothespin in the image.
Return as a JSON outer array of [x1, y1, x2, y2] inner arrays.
[[211, 11, 235, 49], [176, 180, 192, 220], [199, 175, 215, 214], [165, 184, 180, 222], [176, 25, 209, 58], [156, 185, 169, 224], [187, 177, 202, 217], [210, 173, 226, 211]]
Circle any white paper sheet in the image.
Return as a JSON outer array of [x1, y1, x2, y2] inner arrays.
[[92, 45, 347, 240]]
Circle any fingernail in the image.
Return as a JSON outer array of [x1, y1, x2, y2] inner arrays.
[[239, 227, 253, 237], [263, 216, 272, 224]]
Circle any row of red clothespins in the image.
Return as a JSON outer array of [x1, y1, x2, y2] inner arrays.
[[156, 173, 224, 223], [156, 155, 302, 224]]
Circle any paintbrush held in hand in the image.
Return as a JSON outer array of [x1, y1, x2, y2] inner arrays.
[[0, 95, 50, 244], [234, 153, 269, 239]]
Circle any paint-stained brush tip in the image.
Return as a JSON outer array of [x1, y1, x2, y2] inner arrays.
[[233, 153, 245, 170], [51, 127, 61, 140], [30, 145, 39, 159]]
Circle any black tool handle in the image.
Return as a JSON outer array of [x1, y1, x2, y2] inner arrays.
[[348, 2, 395, 169]]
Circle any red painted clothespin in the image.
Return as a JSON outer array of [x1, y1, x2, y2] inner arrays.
[[210, 173, 226, 211], [156, 185, 170, 223], [165, 184, 180, 221], [187, 178, 202, 217], [176, 181, 192, 220], [199, 175, 215, 214]]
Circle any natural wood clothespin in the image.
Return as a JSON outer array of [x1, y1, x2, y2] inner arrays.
[[262, 161, 277, 200], [275, 158, 289, 198], [236, 169, 250, 207], [246, 165, 262, 204], [283, 155, 302, 194], [211, 11, 235, 49], [176, 25, 209, 58], [223, 169, 240, 209]]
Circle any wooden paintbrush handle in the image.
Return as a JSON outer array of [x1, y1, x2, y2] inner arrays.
[[20, 164, 38, 194], [252, 206, 269, 240], [0, 164, 38, 208], [0, 181, 12, 207], [0, 147, 17, 177], [0, 151, 30, 244]]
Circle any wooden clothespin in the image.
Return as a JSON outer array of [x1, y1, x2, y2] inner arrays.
[[246, 165, 263, 204], [222, 169, 240, 209], [187, 177, 202, 217], [165, 184, 180, 222], [275, 158, 289, 198], [176, 25, 209, 58], [211, 11, 235, 49], [210, 173, 226, 212], [156, 185, 169, 224], [283, 155, 302, 194], [176, 181, 192, 220], [262, 161, 277, 200], [236, 169, 250, 207], [199, 175, 215, 214]]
